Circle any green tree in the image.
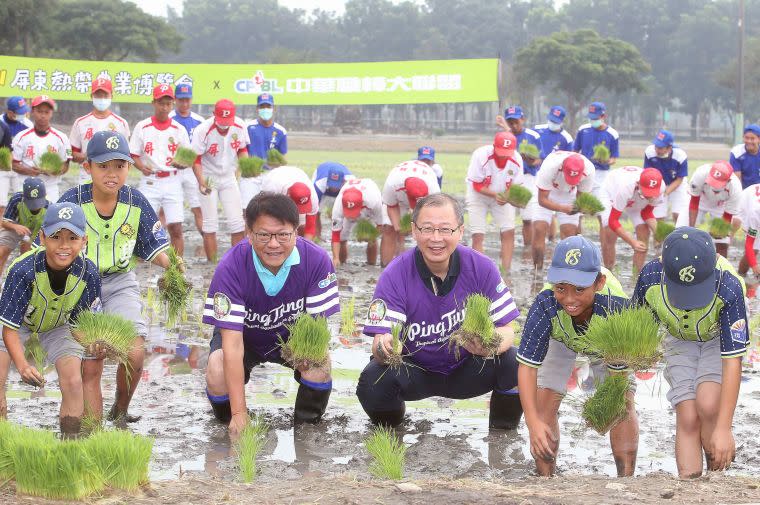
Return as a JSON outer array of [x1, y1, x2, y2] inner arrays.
[[0, 0, 57, 56]]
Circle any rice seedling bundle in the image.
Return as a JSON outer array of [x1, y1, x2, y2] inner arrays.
[[0, 421, 56, 480], [158, 247, 192, 328], [173, 146, 198, 168], [71, 311, 137, 364], [340, 297, 356, 336], [399, 213, 412, 234], [239, 156, 265, 178], [266, 149, 287, 168], [654, 221, 675, 243], [39, 151, 63, 175], [83, 430, 153, 491], [355, 218, 380, 242], [24, 333, 47, 379], [505, 184, 532, 208], [0, 147, 11, 171], [592, 143, 611, 163], [450, 294, 500, 358], [575, 192, 605, 215], [518, 140, 541, 160], [708, 217, 731, 239], [280, 313, 331, 369], [364, 426, 406, 480], [581, 374, 629, 435], [236, 416, 268, 483], [384, 324, 407, 368]]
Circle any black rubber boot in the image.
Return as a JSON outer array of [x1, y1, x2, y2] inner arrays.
[[366, 405, 406, 427], [489, 392, 523, 430], [293, 384, 331, 424], [207, 390, 232, 424]]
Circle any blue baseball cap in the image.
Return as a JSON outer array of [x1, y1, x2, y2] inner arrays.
[[547, 105, 566, 123], [587, 101, 606, 120], [547, 235, 602, 288], [258, 93, 274, 106], [662, 227, 717, 310], [42, 202, 87, 238], [6, 96, 30, 115], [175, 84, 192, 99], [87, 131, 132, 164], [324, 162, 348, 191], [417, 146, 435, 161], [653, 129, 674, 148], [504, 105, 523, 120], [743, 124, 760, 137], [22, 177, 47, 211]]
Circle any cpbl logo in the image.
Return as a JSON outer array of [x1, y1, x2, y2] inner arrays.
[[235, 70, 283, 94]]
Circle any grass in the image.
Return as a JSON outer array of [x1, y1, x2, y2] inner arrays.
[[709, 217, 732, 239], [280, 313, 331, 369], [340, 296, 356, 336], [654, 220, 675, 243], [239, 156, 265, 178], [267, 148, 287, 167], [39, 151, 64, 175], [71, 311, 137, 364], [0, 147, 11, 171], [364, 426, 406, 480], [582, 374, 629, 435], [82, 430, 153, 491], [450, 293, 500, 358], [505, 184, 532, 208], [173, 146, 198, 168], [575, 192, 605, 215], [399, 213, 412, 234], [24, 334, 47, 379], [236, 416, 268, 483], [159, 247, 192, 328], [592, 143, 611, 163], [578, 306, 662, 370], [355, 218, 380, 242]]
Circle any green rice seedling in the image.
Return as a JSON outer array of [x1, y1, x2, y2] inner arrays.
[[158, 247, 192, 328], [578, 306, 662, 370], [236, 416, 268, 483], [80, 405, 104, 435], [0, 147, 11, 171], [239, 156, 265, 178], [399, 213, 412, 234], [518, 139, 541, 160], [24, 334, 47, 379], [592, 142, 611, 163], [83, 429, 153, 491], [71, 311, 137, 364], [340, 296, 356, 336], [654, 221, 675, 243], [505, 184, 532, 208], [385, 324, 406, 369], [266, 148, 287, 168], [355, 218, 380, 242], [0, 422, 57, 481], [364, 426, 406, 480], [575, 192, 605, 215], [582, 374, 629, 435], [450, 294, 500, 358], [280, 313, 331, 369], [709, 217, 732, 239], [39, 151, 63, 175], [173, 146, 198, 168]]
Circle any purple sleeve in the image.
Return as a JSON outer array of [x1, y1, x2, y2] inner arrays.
[[304, 250, 339, 318], [363, 263, 407, 335], [482, 262, 519, 326], [203, 254, 247, 331]]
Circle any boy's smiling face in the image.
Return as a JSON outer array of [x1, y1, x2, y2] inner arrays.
[[42, 228, 87, 270], [553, 274, 606, 319], [85, 159, 129, 196]]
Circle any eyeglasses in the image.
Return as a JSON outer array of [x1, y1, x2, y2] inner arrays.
[[414, 223, 461, 236], [252, 231, 294, 244]]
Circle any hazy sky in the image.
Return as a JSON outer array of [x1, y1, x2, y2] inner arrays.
[[129, 0, 383, 17]]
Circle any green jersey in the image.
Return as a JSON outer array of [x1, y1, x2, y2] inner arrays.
[[3, 192, 48, 240]]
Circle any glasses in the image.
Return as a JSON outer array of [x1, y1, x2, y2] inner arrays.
[[414, 223, 461, 236], [252, 231, 294, 244]]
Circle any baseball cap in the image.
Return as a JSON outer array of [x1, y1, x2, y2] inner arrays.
[[175, 84, 193, 99], [214, 99, 236, 127], [403, 177, 429, 208], [31, 95, 56, 110], [417, 146, 435, 161], [325, 163, 348, 192], [706, 160, 733, 189], [743, 124, 760, 137], [342, 187, 363, 219], [287, 182, 312, 213], [639, 168, 663, 198], [7, 96, 30, 114], [91, 78, 112, 95], [547, 105, 566, 123], [662, 227, 718, 310], [562, 154, 585, 186], [504, 105, 524, 120], [493, 131, 517, 157], [547, 236, 602, 288], [22, 177, 47, 211], [42, 202, 87, 238], [258, 93, 274, 106], [587, 101, 606, 120], [653, 129, 674, 148], [153, 84, 175, 100], [87, 131, 132, 164]]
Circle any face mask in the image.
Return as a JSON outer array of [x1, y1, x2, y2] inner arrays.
[[92, 98, 111, 112], [258, 108, 273, 121], [590, 119, 604, 128], [548, 122, 562, 132]]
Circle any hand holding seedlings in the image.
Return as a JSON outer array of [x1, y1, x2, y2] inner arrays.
[[372, 333, 394, 364], [229, 412, 250, 440], [18, 363, 44, 388], [85, 342, 107, 360]]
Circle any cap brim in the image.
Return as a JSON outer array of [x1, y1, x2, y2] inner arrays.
[[504, 114, 522, 120], [258, 100, 274, 106], [564, 175, 583, 186], [418, 155, 434, 161], [546, 266, 599, 288], [89, 152, 133, 164], [24, 197, 47, 211], [663, 270, 718, 310], [175, 93, 192, 99], [705, 176, 727, 189], [43, 222, 86, 238]]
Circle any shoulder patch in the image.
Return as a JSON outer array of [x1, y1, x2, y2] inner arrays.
[[496, 281, 507, 293], [318, 272, 337, 289], [152, 221, 167, 240], [367, 298, 387, 324], [213, 293, 232, 319], [730, 319, 747, 344]]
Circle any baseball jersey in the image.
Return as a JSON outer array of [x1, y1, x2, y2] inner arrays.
[[12, 127, 71, 188], [466, 145, 524, 195], [331, 178, 383, 232], [382, 160, 441, 208], [203, 237, 339, 359], [729, 143, 760, 188], [129, 116, 191, 174], [0, 114, 32, 138], [535, 151, 595, 195], [515, 128, 543, 176], [58, 184, 170, 275], [603, 166, 664, 214], [260, 166, 319, 215], [633, 258, 748, 358], [688, 163, 742, 214], [643, 145, 688, 185], [70, 111, 130, 158], [313, 162, 354, 200], [169, 110, 204, 141], [573, 123, 620, 171], [0, 249, 101, 334], [191, 117, 250, 178], [534, 124, 574, 158], [3, 192, 48, 239], [738, 184, 760, 234], [363, 245, 519, 375], [246, 119, 287, 159]]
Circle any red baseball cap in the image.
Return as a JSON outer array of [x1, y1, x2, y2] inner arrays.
[[342, 187, 363, 219], [639, 168, 663, 198], [706, 160, 733, 189], [91, 78, 112, 95], [493, 131, 517, 157], [214, 99, 236, 127], [31, 95, 56, 110], [562, 154, 585, 186], [152, 84, 175, 100], [403, 177, 429, 208], [287, 182, 312, 213]]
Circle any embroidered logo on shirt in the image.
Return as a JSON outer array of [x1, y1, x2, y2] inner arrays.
[[152, 221, 167, 240], [318, 272, 337, 289], [213, 293, 232, 319], [367, 298, 387, 323], [730, 319, 747, 344], [120, 223, 135, 238], [496, 281, 507, 293], [90, 297, 102, 313]]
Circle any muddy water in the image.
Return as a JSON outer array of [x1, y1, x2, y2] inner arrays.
[[4, 222, 760, 483]]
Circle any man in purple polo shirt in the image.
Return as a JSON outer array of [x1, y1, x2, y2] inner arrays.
[[356, 193, 522, 429], [203, 192, 340, 437]]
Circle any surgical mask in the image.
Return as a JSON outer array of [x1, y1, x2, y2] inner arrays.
[[92, 98, 111, 112], [258, 108, 273, 121], [590, 119, 604, 128], [548, 122, 562, 132]]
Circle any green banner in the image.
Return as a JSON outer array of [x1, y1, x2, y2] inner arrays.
[[0, 56, 497, 105]]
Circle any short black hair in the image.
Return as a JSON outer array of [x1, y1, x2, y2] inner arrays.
[[245, 192, 299, 229]]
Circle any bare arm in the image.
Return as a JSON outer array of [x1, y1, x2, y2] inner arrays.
[[12, 160, 40, 176], [538, 188, 574, 214], [387, 204, 402, 232], [221, 327, 249, 435]]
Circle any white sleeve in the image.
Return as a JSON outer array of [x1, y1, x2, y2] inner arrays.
[[178, 125, 191, 148], [331, 198, 344, 231], [69, 121, 82, 151], [466, 150, 486, 183], [612, 178, 633, 211], [689, 166, 707, 197], [726, 178, 743, 215], [382, 174, 398, 206], [534, 162, 555, 190], [191, 124, 206, 155], [61, 133, 72, 160], [129, 124, 143, 156], [11, 134, 22, 162]]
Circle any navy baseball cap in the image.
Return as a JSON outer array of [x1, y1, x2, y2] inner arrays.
[[258, 93, 274, 106], [87, 131, 132, 163], [22, 177, 47, 211], [654, 129, 674, 148], [325, 162, 348, 191], [547, 235, 602, 288], [743, 124, 760, 137], [587, 102, 606, 120], [547, 105, 566, 123], [504, 105, 523, 120], [662, 227, 718, 310], [417, 146, 435, 161], [42, 202, 87, 238], [6, 96, 30, 114], [175, 84, 193, 99]]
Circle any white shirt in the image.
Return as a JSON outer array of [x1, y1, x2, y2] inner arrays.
[[466, 145, 524, 194], [191, 117, 250, 178], [331, 178, 383, 232], [739, 184, 760, 232], [688, 163, 742, 214], [260, 165, 319, 215], [129, 117, 191, 175], [69, 111, 130, 155], [12, 126, 72, 187], [535, 151, 595, 194], [382, 160, 441, 208], [603, 166, 664, 213]]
